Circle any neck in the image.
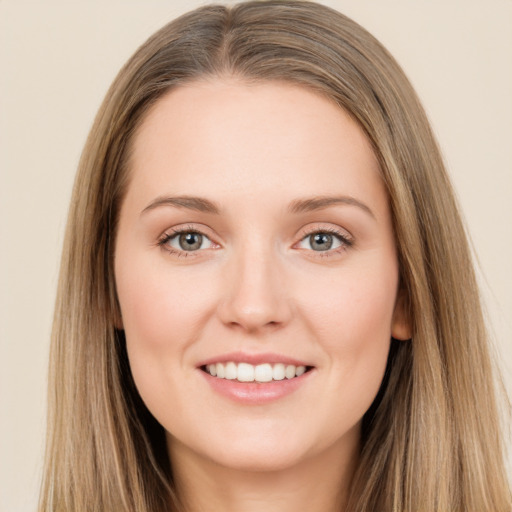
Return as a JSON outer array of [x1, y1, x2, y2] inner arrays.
[[168, 431, 360, 512]]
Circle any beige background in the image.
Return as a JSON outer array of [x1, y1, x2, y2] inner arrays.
[[1, 1, 511, 510]]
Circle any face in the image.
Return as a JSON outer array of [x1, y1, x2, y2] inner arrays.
[[115, 79, 409, 474]]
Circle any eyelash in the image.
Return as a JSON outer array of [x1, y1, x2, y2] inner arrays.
[[157, 225, 354, 258], [296, 227, 354, 258], [157, 225, 212, 258]]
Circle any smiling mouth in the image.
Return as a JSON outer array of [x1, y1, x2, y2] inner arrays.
[[201, 362, 313, 383]]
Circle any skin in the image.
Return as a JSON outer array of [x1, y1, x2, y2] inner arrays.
[[115, 78, 410, 512]]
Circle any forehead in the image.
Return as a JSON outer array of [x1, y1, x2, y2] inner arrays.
[[126, 78, 386, 215]]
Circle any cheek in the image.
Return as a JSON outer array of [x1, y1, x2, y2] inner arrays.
[[115, 254, 218, 421], [298, 262, 398, 403], [115, 252, 215, 349], [114, 248, 219, 399], [302, 265, 398, 343]]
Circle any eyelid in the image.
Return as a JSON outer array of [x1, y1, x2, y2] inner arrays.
[[293, 223, 354, 253], [168, 231, 214, 251], [155, 222, 354, 258], [157, 224, 221, 256]]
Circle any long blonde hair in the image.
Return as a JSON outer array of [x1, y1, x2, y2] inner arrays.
[[40, 1, 510, 511]]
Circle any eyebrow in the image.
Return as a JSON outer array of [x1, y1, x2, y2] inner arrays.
[[141, 194, 375, 219], [141, 196, 221, 215], [288, 196, 375, 219]]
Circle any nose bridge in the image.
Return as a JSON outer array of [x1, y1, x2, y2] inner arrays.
[[218, 235, 290, 331]]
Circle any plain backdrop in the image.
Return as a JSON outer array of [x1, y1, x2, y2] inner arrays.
[[1, 1, 511, 511]]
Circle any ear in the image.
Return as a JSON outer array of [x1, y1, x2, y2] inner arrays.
[[391, 288, 412, 341]]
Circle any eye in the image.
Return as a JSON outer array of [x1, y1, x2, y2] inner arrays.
[[160, 229, 215, 253], [296, 230, 351, 252]]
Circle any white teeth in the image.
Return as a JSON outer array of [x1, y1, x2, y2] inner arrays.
[[216, 363, 225, 378], [237, 362, 255, 382], [272, 363, 285, 381], [225, 362, 237, 380], [205, 362, 309, 382], [296, 365, 306, 377], [254, 363, 273, 382], [285, 364, 296, 379]]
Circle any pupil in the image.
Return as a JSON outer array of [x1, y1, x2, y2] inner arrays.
[[311, 233, 332, 251], [179, 232, 202, 251]]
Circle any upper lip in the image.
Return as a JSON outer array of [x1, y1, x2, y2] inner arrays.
[[197, 351, 312, 368]]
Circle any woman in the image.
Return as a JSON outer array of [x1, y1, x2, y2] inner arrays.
[[40, 1, 511, 511]]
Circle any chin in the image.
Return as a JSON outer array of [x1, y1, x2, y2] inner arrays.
[[213, 444, 308, 473], [168, 426, 319, 474]]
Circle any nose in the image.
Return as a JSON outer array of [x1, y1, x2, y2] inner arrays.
[[217, 242, 293, 333]]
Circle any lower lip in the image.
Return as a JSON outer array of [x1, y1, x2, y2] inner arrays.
[[199, 369, 314, 404]]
